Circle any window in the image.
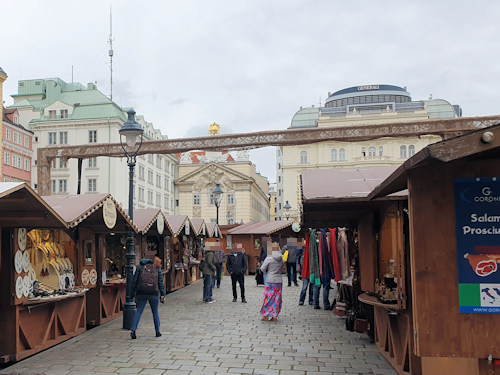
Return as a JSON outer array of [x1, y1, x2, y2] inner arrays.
[[51, 180, 57, 193], [227, 193, 235, 205], [34, 136, 38, 142], [59, 158, 67, 169], [331, 149, 337, 161], [48, 132, 57, 145], [193, 194, 201, 205], [88, 179, 97, 192], [89, 130, 97, 143], [147, 169, 153, 184], [379, 146, 384, 156], [59, 131, 68, 144], [58, 179, 67, 193], [60, 109, 68, 119], [368, 147, 376, 157], [339, 148, 346, 161], [25, 159, 30, 171], [156, 156, 162, 169], [300, 151, 308, 163], [148, 154, 154, 164], [5, 128, 11, 140], [400, 145, 407, 159], [148, 190, 154, 205], [12, 155, 22, 169], [88, 157, 97, 168], [361, 147, 366, 157], [13, 132, 21, 144], [24, 136, 29, 148], [49, 110, 56, 119], [156, 193, 161, 208], [209, 188, 215, 205], [138, 187, 145, 202], [409, 145, 416, 157], [164, 161, 169, 173], [4, 151, 10, 165], [156, 174, 161, 188], [164, 195, 169, 209], [138, 165, 145, 180]]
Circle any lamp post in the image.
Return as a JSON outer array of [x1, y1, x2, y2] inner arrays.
[[212, 183, 224, 225], [119, 110, 144, 330], [283, 200, 292, 220]]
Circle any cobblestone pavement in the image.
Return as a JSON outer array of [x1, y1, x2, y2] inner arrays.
[[1, 276, 396, 375]]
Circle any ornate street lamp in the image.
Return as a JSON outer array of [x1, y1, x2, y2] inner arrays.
[[283, 200, 292, 220], [212, 183, 224, 225], [119, 110, 144, 330]]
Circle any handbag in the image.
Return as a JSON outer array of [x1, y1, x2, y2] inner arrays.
[[282, 250, 289, 262]]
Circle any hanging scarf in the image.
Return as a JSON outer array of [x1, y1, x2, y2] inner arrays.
[[329, 228, 341, 282], [320, 229, 335, 285], [302, 232, 310, 280], [308, 229, 320, 286], [337, 227, 349, 280]]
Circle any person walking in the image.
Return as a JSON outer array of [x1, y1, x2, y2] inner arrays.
[[213, 242, 226, 288], [283, 237, 299, 287], [200, 243, 216, 303], [260, 242, 284, 321], [299, 232, 314, 306], [130, 256, 166, 339], [226, 243, 248, 303]]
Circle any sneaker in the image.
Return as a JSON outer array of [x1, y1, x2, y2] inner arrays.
[[299, 302, 304, 306], [242, 298, 247, 303], [207, 300, 214, 304], [232, 298, 237, 302], [156, 332, 162, 337], [130, 330, 136, 339]]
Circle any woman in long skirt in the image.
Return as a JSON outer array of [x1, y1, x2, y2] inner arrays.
[[260, 242, 283, 321]]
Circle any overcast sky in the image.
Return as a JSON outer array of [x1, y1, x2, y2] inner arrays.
[[2, 1, 500, 182]]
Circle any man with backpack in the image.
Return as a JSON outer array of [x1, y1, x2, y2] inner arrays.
[[130, 256, 165, 339]]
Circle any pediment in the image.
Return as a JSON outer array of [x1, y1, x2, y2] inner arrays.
[[177, 162, 252, 192]]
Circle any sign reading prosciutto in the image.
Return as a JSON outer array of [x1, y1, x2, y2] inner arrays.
[[455, 178, 500, 313]]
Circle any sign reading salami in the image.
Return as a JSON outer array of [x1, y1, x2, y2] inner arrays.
[[455, 178, 500, 313]]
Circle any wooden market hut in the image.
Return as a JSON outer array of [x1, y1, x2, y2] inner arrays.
[[300, 166, 413, 374], [42, 193, 138, 328], [0, 182, 83, 363], [368, 125, 500, 375], [206, 222, 222, 240], [131, 209, 172, 294], [226, 221, 294, 273]]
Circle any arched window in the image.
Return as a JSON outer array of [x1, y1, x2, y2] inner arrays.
[[339, 148, 346, 161], [361, 147, 366, 157], [300, 151, 308, 163], [409, 145, 416, 157], [368, 147, 376, 157], [400, 145, 407, 159], [331, 149, 337, 161], [379, 146, 384, 156]]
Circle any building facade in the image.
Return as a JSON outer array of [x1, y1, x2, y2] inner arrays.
[[2, 108, 33, 183], [277, 84, 462, 220], [0, 67, 7, 179], [8, 77, 177, 213], [176, 150, 270, 224]]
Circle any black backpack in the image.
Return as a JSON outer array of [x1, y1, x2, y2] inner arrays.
[[137, 263, 158, 294]]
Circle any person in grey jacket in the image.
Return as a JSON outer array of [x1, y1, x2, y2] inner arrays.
[[260, 242, 284, 321], [200, 243, 216, 303]]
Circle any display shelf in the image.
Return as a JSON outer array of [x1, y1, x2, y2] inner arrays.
[[358, 292, 401, 310]]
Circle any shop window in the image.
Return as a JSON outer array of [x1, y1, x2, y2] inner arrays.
[[84, 241, 94, 265]]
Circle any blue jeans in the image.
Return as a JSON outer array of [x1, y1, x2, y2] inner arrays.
[[299, 278, 314, 304], [131, 294, 160, 333], [313, 283, 331, 308], [203, 275, 213, 301], [214, 263, 223, 288]]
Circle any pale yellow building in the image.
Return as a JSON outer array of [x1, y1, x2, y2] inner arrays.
[[269, 183, 277, 221], [276, 84, 462, 221], [0, 67, 7, 179], [176, 150, 270, 224]]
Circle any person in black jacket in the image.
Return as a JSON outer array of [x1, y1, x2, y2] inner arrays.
[[130, 256, 166, 339], [226, 243, 248, 303]]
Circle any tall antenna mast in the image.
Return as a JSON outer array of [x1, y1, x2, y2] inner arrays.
[[109, 5, 114, 100]]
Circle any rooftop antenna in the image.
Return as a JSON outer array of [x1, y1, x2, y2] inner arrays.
[[108, 4, 114, 100]]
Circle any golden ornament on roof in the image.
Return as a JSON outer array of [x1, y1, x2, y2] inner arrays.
[[209, 122, 221, 135]]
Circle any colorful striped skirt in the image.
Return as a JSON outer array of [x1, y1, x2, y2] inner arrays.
[[260, 282, 282, 318]]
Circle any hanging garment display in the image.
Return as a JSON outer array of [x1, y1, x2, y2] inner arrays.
[[328, 228, 341, 282], [337, 227, 349, 280], [308, 229, 320, 286], [319, 229, 335, 285], [302, 232, 310, 281]]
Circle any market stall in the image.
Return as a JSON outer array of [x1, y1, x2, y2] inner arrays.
[[300, 166, 415, 374], [225, 221, 294, 273], [132, 209, 172, 292], [369, 125, 500, 375], [164, 215, 195, 292], [187, 218, 208, 284], [42, 193, 137, 328], [0, 182, 84, 363]]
